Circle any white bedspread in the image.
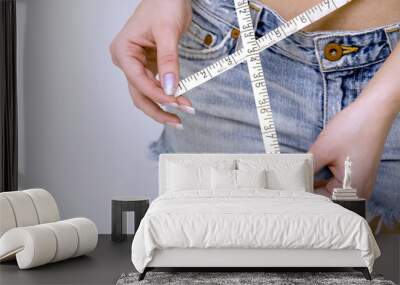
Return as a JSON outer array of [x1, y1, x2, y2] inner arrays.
[[131, 190, 380, 272]]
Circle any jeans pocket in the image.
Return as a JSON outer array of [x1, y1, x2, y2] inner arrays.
[[178, 4, 235, 61]]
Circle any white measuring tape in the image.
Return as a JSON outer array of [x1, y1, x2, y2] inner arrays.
[[175, 0, 352, 153], [234, 0, 279, 153]]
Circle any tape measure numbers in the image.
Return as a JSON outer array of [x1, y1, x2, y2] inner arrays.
[[234, 0, 280, 153], [175, 0, 352, 152], [176, 0, 351, 96]]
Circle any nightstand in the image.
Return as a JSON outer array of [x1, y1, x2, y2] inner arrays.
[[111, 196, 149, 242], [332, 199, 366, 218]]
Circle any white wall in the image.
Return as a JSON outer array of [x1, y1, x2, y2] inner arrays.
[[17, 0, 161, 233]]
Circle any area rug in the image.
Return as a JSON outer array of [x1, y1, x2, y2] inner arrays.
[[116, 271, 396, 285]]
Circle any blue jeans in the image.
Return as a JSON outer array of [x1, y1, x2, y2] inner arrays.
[[150, 0, 400, 226]]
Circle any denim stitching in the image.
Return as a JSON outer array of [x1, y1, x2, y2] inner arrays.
[[252, 0, 286, 26], [322, 71, 328, 127], [253, 0, 400, 38], [186, 29, 205, 46], [384, 25, 400, 52], [185, 21, 217, 46], [314, 33, 389, 73], [313, 39, 328, 127], [315, 33, 383, 44], [253, 3, 263, 29], [384, 29, 394, 52], [192, 1, 237, 30], [178, 34, 233, 60], [320, 58, 387, 73], [180, 2, 239, 60], [251, 2, 400, 68], [269, 45, 319, 67]]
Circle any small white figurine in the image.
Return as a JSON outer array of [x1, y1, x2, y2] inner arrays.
[[332, 156, 358, 200], [343, 156, 353, 189]]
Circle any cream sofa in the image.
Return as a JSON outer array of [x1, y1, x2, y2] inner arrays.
[[0, 188, 97, 269]]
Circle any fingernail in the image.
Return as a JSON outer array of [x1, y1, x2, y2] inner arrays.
[[163, 73, 176, 96], [178, 105, 196, 115], [166, 122, 184, 130], [162, 102, 179, 109]]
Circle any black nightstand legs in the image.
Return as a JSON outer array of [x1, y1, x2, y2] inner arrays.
[[112, 201, 127, 242]]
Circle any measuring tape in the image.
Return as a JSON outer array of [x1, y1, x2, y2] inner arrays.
[[175, 0, 352, 152], [234, 0, 279, 153]]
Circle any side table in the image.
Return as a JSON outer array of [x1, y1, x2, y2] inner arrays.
[[111, 196, 149, 242], [332, 198, 366, 218]]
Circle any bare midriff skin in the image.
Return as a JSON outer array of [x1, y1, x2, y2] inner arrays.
[[260, 0, 400, 31]]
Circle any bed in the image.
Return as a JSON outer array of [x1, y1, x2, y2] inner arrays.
[[131, 154, 380, 281]]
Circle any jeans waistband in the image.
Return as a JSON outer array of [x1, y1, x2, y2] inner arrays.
[[193, 0, 400, 71]]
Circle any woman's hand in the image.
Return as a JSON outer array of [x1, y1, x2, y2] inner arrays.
[[309, 96, 394, 198], [310, 44, 400, 199], [110, 0, 194, 129]]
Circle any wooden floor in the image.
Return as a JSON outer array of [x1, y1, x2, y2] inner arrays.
[[0, 235, 134, 285]]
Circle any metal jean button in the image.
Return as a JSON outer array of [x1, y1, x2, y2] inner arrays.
[[324, 43, 343, 61], [231, 28, 241, 39], [203, 34, 213, 46], [324, 43, 359, 62]]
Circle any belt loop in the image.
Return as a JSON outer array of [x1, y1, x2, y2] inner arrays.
[[384, 23, 400, 52], [233, 1, 263, 53], [385, 24, 400, 34]]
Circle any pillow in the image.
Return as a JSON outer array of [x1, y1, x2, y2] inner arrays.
[[236, 169, 267, 189], [211, 169, 268, 190], [211, 169, 236, 190], [167, 163, 210, 191], [166, 160, 236, 191], [237, 158, 309, 191]]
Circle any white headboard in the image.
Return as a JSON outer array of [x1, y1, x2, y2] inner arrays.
[[159, 153, 314, 195]]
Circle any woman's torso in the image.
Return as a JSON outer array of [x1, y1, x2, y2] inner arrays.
[[151, 0, 400, 225], [260, 0, 400, 31]]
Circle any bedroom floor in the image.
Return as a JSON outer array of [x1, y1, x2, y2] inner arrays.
[[1, 235, 398, 285], [0, 235, 134, 285]]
